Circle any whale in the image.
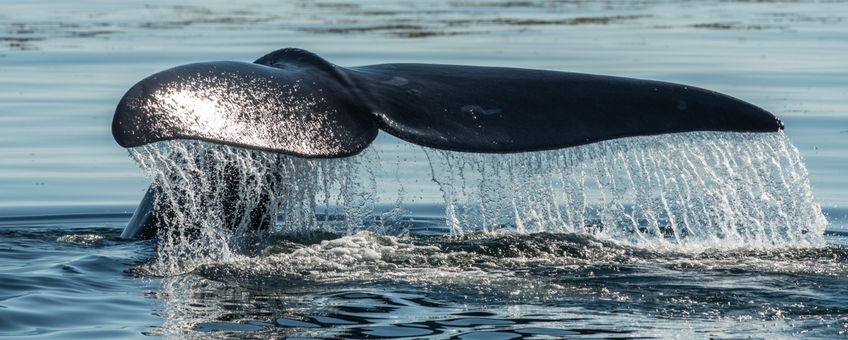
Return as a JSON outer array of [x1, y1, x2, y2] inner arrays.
[[113, 48, 783, 239]]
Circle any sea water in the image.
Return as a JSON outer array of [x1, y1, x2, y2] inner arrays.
[[2, 0, 848, 339]]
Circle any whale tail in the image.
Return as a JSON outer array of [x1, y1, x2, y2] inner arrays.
[[112, 48, 783, 239], [113, 47, 782, 158]]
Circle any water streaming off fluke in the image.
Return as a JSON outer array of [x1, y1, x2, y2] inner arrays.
[[425, 131, 826, 247], [128, 131, 826, 275]]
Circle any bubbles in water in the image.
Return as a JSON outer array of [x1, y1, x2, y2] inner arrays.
[[56, 234, 106, 246], [129, 131, 826, 274]]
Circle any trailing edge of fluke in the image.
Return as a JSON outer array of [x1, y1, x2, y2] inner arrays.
[[112, 48, 783, 158]]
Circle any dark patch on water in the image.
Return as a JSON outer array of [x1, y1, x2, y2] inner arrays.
[[691, 22, 785, 30], [488, 15, 650, 26], [299, 24, 464, 39], [299, 14, 649, 38]]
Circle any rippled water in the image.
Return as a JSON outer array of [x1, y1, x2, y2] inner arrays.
[[2, 0, 848, 339]]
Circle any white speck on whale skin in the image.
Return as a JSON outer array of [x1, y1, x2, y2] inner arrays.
[[382, 76, 408, 86], [461, 105, 502, 116]]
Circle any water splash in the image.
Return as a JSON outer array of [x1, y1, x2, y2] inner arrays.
[[129, 131, 826, 274], [426, 131, 826, 248], [130, 140, 378, 274]]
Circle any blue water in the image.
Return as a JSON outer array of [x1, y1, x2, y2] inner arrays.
[[2, 0, 848, 338]]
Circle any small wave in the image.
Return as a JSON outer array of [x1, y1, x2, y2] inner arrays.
[[134, 231, 847, 285], [141, 231, 848, 337], [56, 233, 107, 246]]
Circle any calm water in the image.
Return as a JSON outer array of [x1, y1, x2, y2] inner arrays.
[[2, 0, 848, 338]]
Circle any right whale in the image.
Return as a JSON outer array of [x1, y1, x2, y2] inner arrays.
[[112, 48, 784, 239]]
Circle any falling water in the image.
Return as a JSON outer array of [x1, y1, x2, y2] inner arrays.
[[130, 140, 379, 274], [425, 131, 826, 248], [129, 131, 826, 274]]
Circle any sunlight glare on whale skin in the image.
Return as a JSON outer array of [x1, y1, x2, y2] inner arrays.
[[154, 89, 229, 134], [114, 60, 379, 158], [141, 73, 337, 155]]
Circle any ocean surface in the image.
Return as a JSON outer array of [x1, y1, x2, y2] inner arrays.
[[2, 0, 848, 338]]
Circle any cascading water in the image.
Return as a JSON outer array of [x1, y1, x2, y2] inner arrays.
[[130, 140, 379, 274], [128, 131, 826, 274], [425, 131, 826, 248]]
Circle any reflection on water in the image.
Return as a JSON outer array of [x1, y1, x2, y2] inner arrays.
[[156, 276, 640, 339], [144, 230, 848, 338], [1, 214, 843, 338], [0, 226, 159, 338]]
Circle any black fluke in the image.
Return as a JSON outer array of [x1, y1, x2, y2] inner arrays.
[[113, 48, 782, 158], [113, 48, 784, 239]]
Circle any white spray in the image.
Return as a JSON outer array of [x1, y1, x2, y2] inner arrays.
[[129, 131, 826, 274]]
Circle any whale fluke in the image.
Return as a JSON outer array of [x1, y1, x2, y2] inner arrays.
[[113, 48, 784, 239], [113, 48, 782, 158]]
